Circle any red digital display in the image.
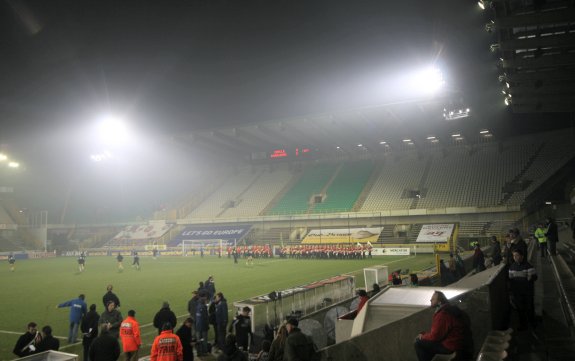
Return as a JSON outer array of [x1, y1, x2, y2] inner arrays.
[[270, 149, 288, 158]]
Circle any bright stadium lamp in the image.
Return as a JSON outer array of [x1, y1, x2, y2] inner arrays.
[[96, 115, 129, 145], [0, 153, 7, 161], [8, 161, 20, 168], [406, 66, 445, 95]]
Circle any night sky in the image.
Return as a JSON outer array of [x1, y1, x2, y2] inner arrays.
[[1, 0, 511, 139], [1, 0, 572, 221]]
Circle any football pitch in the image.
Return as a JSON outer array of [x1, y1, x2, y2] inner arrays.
[[0, 254, 435, 360]]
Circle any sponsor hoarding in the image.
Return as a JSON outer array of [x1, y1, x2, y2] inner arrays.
[[302, 227, 383, 244], [416, 224, 455, 243]]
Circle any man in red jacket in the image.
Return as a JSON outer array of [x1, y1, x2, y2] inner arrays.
[[414, 291, 472, 361], [120, 310, 141, 361], [151, 323, 183, 361]]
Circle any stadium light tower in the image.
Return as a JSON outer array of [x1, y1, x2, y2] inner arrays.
[[406, 66, 445, 95]]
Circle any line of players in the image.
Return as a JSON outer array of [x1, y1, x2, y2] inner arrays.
[[278, 244, 373, 259], [75, 251, 143, 273]]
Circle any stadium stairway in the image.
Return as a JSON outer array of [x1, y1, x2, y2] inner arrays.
[[510, 244, 575, 361]]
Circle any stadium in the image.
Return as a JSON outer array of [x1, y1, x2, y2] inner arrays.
[[1, 1, 575, 361]]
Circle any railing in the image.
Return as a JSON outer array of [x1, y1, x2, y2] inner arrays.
[[550, 243, 575, 328]]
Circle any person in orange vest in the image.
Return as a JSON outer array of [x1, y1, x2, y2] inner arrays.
[[150, 322, 183, 361], [120, 310, 141, 361]]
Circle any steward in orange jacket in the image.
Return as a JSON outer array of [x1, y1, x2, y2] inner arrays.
[[151, 323, 183, 361], [120, 310, 141, 361]]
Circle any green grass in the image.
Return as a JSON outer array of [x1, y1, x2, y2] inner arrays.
[[0, 254, 435, 360]]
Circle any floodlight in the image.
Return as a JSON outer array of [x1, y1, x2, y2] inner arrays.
[[357, 144, 363, 147], [480, 129, 490, 134], [504, 97, 511, 106], [96, 115, 129, 145], [478, 1, 485, 10], [336, 146, 341, 149], [8, 162, 19, 168], [379, 141, 387, 144], [409, 67, 444, 94], [0, 153, 7, 161], [427, 136, 436, 140], [545, 201, 552, 205], [402, 139, 411, 142], [451, 133, 461, 137]]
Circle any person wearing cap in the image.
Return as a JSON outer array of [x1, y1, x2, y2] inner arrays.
[[151, 322, 183, 361], [284, 318, 317, 361], [102, 284, 121, 309], [120, 310, 141, 361], [154, 302, 177, 335], [13, 322, 40, 357], [99, 300, 123, 339], [57, 294, 87, 343]]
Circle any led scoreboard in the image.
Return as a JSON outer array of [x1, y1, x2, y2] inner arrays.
[[269, 147, 312, 159], [251, 148, 313, 162]]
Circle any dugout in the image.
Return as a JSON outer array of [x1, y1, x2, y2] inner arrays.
[[16, 350, 78, 361], [233, 274, 355, 338]]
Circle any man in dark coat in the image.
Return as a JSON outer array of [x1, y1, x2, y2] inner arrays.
[[35, 326, 60, 353], [81, 304, 100, 361], [99, 301, 123, 339], [13, 322, 39, 357], [490, 236, 502, 266], [89, 325, 121, 361], [284, 318, 317, 361], [509, 249, 538, 330], [195, 297, 210, 356], [215, 292, 229, 350], [153, 302, 178, 335], [102, 285, 121, 309], [545, 218, 559, 256], [229, 307, 253, 352], [176, 318, 195, 361]]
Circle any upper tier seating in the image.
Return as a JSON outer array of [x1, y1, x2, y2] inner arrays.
[[268, 163, 338, 215], [312, 160, 374, 213]]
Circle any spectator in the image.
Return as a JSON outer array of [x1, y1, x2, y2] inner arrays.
[[217, 334, 248, 361], [257, 340, 271, 361], [472, 244, 486, 273], [534, 223, 548, 258], [195, 297, 210, 356], [392, 273, 402, 285], [284, 318, 317, 361], [35, 326, 60, 353], [356, 290, 369, 313], [509, 248, 537, 330], [229, 306, 253, 352], [509, 228, 527, 262], [154, 302, 178, 335], [490, 236, 502, 266], [215, 292, 229, 350], [120, 310, 141, 361], [102, 285, 121, 309], [268, 324, 288, 361], [414, 291, 472, 361], [13, 322, 40, 357], [57, 294, 87, 343], [89, 325, 121, 361], [187, 291, 199, 329], [151, 322, 183, 361], [81, 304, 100, 361], [205, 275, 216, 301], [176, 318, 195, 361], [99, 301, 123, 339], [545, 218, 559, 256]]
